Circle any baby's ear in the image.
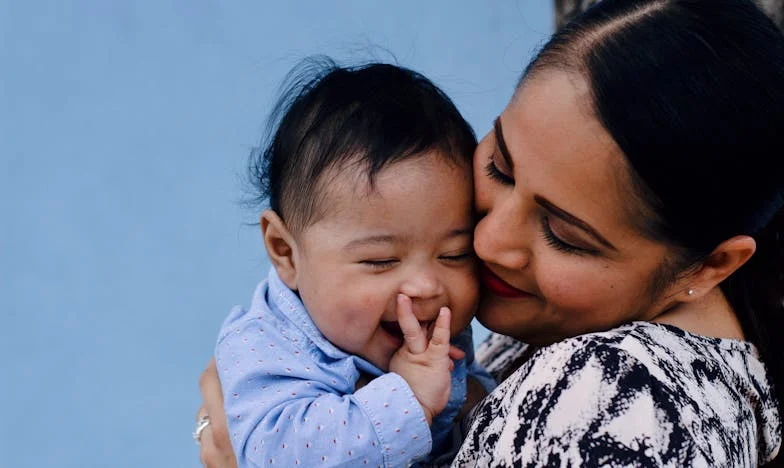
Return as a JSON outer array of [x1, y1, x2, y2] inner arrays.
[[260, 210, 299, 290]]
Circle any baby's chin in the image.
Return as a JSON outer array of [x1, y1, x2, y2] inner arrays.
[[363, 353, 392, 373], [360, 333, 406, 372]]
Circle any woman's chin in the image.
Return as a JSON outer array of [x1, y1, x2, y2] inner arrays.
[[475, 310, 518, 338], [475, 301, 548, 343], [476, 298, 523, 334]]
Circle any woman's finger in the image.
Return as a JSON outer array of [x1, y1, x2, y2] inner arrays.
[[199, 359, 236, 464], [199, 424, 216, 467], [200, 423, 238, 468], [396, 294, 428, 354], [196, 405, 208, 423]]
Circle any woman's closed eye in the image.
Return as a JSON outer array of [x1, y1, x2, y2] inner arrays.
[[485, 154, 514, 185], [484, 145, 601, 256], [541, 215, 599, 255]]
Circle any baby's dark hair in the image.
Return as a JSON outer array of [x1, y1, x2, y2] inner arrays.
[[248, 57, 477, 233]]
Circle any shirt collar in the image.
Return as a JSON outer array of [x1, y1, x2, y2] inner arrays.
[[264, 267, 383, 376]]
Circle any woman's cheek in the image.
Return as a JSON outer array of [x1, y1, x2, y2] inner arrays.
[[536, 262, 614, 312]]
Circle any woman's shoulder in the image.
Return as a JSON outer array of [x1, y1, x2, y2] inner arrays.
[[545, 321, 770, 396], [475, 331, 530, 382], [460, 322, 781, 466], [479, 321, 764, 385], [498, 321, 776, 423]]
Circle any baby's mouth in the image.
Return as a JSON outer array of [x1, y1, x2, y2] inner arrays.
[[380, 321, 404, 340], [380, 320, 435, 341]]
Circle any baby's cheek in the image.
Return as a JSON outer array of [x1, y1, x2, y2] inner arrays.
[[450, 275, 480, 335], [358, 294, 379, 314], [346, 293, 388, 329]]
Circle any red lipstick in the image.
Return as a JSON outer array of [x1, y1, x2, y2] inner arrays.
[[480, 264, 533, 299]]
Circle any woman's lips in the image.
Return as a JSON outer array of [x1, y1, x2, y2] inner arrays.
[[480, 264, 533, 299]]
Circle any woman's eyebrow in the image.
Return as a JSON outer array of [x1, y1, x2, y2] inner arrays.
[[534, 195, 618, 251], [494, 118, 515, 171]]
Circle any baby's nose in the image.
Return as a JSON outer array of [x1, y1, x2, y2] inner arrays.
[[399, 269, 444, 300]]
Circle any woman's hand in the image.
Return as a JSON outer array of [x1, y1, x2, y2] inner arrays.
[[197, 359, 237, 468]]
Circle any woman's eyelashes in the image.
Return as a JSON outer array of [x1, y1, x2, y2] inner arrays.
[[541, 215, 598, 255], [485, 155, 514, 185], [484, 151, 599, 256]]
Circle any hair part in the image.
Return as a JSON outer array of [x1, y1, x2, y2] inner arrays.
[[247, 57, 477, 234]]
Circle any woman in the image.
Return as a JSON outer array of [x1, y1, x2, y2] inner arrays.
[[197, 0, 784, 465]]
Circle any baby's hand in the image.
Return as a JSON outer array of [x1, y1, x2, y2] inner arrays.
[[389, 294, 464, 426]]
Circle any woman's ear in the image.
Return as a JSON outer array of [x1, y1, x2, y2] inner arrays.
[[681, 235, 756, 300], [260, 210, 299, 290]]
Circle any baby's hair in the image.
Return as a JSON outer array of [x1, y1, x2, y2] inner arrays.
[[248, 56, 477, 233]]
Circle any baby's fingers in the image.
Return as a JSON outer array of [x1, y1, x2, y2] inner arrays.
[[428, 307, 452, 354], [396, 294, 427, 354], [448, 345, 466, 361]]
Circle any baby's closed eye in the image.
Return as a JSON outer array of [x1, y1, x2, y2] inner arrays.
[[359, 258, 399, 270]]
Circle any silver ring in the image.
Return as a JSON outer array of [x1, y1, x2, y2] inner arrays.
[[193, 414, 211, 445]]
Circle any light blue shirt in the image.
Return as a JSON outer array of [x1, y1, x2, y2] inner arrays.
[[216, 268, 494, 467]]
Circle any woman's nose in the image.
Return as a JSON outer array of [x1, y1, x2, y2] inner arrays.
[[474, 200, 531, 271]]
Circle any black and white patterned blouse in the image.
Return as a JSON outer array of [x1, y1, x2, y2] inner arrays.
[[453, 321, 781, 467]]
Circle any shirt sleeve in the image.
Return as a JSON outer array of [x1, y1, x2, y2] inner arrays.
[[455, 340, 694, 467], [216, 309, 431, 468]]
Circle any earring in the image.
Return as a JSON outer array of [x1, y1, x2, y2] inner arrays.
[[687, 289, 694, 296]]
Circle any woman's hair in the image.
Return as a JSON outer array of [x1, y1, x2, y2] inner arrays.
[[524, 0, 784, 450], [247, 57, 476, 233]]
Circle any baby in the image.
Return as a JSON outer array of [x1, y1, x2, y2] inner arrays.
[[215, 59, 494, 467]]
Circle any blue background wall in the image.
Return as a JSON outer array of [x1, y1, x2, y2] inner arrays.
[[0, 2, 551, 466]]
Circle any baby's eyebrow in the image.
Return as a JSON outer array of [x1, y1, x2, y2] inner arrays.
[[344, 228, 472, 251], [343, 234, 400, 250]]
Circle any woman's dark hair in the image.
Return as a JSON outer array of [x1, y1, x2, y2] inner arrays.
[[525, 0, 783, 460], [248, 57, 477, 233]]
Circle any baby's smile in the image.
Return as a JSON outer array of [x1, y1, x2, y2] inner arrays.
[[380, 320, 404, 341], [380, 319, 434, 341]]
